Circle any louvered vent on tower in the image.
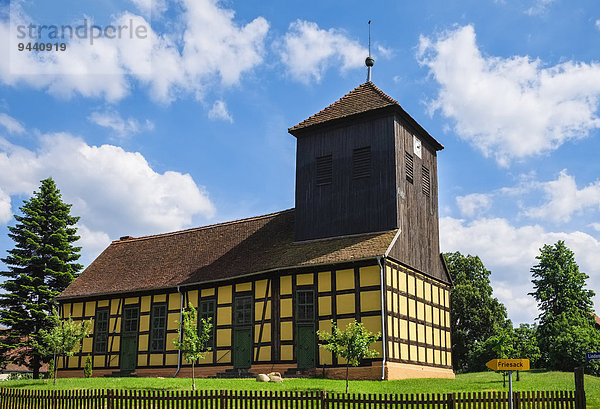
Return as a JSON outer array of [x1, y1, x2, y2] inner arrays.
[[405, 152, 414, 184], [316, 154, 332, 186], [422, 165, 431, 197], [352, 146, 371, 179]]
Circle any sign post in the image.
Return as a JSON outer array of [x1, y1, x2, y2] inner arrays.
[[508, 370, 513, 409], [486, 359, 530, 409]]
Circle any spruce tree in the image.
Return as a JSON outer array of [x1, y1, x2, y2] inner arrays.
[[0, 178, 82, 378]]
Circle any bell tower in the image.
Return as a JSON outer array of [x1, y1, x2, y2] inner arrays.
[[289, 75, 446, 280]]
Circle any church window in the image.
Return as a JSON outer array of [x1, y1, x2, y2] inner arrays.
[[93, 308, 109, 354], [150, 303, 167, 352]]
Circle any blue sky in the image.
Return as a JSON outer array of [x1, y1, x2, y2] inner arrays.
[[1, 0, 600, 325]]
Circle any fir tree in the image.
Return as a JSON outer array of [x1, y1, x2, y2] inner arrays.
[[0, 178, 82, 379]]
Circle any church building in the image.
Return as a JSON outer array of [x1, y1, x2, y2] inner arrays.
[[57, 77, 453, 380]]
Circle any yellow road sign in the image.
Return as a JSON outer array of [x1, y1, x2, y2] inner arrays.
[[486, 359, 530, 371]]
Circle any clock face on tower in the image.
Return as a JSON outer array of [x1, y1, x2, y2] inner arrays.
[[413, 135, 422, 159]]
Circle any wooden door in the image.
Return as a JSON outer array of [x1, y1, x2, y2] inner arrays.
[[120, 305, 139, 372], [296, 289, 316, 368], [233, 327, 252, 369], [233, 296, 252, 369], [297, 324, 316, 368]]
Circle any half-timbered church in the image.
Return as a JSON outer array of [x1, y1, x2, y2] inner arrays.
[[57, 71, 454, 380]]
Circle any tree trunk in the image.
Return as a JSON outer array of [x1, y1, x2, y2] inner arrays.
[[32, 354, 40, 379], [345, 363, 349, 394], [192, 362, 196, 391], [53, 353, 57, 385]]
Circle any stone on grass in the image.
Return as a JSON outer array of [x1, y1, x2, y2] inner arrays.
[[256, 373, 270, 382]]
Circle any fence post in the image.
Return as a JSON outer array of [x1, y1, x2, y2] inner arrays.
[[219, 389, 226, 409], [446, 392, 456, 409], [321, 390, 328, 409], [574, 366, 586, 409], [107, 389, 114, 409]]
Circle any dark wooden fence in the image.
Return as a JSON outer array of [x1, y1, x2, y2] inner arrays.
[[0, 388, 580, 409]]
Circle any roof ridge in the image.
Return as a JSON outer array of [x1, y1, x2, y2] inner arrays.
[[367, 82, 398, 104], [112, 208, 294, 244], [289, 81, 398, 132]]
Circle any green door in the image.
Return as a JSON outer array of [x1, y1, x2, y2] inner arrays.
[[233, 327, 252, 369], [120, 335, 137, 371], [297, 324, 316, 368], [120, 306, 139, 372], [233, 296, 253, 369], [296, 289, 316, 369]]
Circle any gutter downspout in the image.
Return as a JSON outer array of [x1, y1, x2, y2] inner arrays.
[[377, 256, 386, 380], [173, 285, 184, 378]]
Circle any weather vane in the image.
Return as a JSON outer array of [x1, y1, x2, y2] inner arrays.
[[366, 20, 374, 83]]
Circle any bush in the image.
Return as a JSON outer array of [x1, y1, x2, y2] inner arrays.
[[7, 372, 33, 381], [84, 355, 92, 378], [48, 359, 54, 379]]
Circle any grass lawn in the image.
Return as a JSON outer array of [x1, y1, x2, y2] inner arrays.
[[2, 370, 599, 408]]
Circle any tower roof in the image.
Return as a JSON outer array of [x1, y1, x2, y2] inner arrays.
[[289, 82, 443, 151]]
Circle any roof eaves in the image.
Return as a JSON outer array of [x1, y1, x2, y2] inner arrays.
[[57, 255, 383, 301]]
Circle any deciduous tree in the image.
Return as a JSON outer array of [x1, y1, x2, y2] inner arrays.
[[173, 303, 212, 390], [317, 320, 380, 393], [530, 241, 600, 375], [36, 309, 91, 384], [444, 252, 511, 372]]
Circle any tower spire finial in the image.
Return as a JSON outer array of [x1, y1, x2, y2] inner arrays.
[[365, 20, 374, 83]]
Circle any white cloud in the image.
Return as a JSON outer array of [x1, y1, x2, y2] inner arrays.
[[0, 1, 269, 104], [591, 222, 600, 231], [525, 0, 555, 16], [375, 44, 393, 59], [524, 170, 600, 223], [0, 132, 215, 262], [417, 25, 600, 165], [207, 100, 233, 122], [75, 224, 112, 266], [0, 113, 25, 134], [0, 187, 11, 223], [88, 111, 154, 138], [456, 193, 492, 217], [440, 216, 600, 324], [129, 0, 168, 17], [278, 20, 367, 84], [180, 0, 269, 87], [596, 19, 600, 31]]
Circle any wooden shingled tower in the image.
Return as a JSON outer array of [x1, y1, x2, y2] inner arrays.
[[289, 81, 447, 282]]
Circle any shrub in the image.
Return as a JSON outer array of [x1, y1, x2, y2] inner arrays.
[[84, 355, 93, 378]]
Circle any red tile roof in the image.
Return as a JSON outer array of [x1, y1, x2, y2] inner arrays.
[[289, 82, 397, 132], [59, 209, 397, 299], [288, 82, 444, 151]]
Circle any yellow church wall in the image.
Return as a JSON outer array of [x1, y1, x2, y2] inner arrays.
[[383, 259, 452, 371], [59, 260, 388, 376]]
